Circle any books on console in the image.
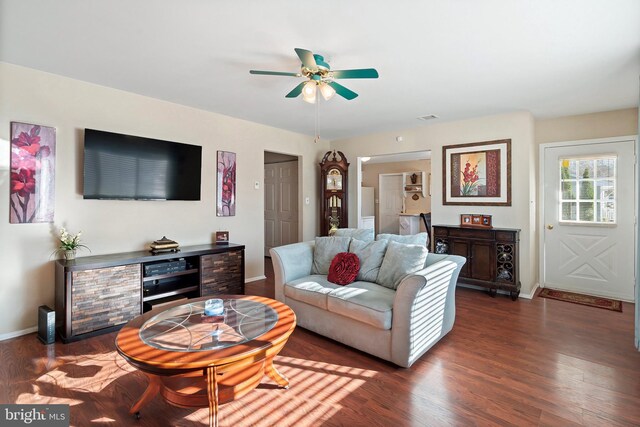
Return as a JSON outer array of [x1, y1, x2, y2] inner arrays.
[[150, 236, 180, 253]]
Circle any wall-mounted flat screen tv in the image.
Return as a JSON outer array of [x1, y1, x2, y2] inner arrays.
[[83, 129, 202, 200]]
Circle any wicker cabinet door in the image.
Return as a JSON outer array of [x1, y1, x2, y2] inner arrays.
[[71, 264, 141, 336], [201, 251, 244, 296]]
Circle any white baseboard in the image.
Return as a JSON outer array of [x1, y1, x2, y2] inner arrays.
[[245, 275, 267, 283], [519, 283, 539, 300], [458, 283, 538, 300], [0, 326, 37, 342]]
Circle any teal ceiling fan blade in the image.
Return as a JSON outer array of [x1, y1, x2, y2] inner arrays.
[[294, 48, 318, 71], [331, 68, 379, 79], [250, 70, 300, 77], [327, 81, 358, 100], [285, 82, 306, 98]]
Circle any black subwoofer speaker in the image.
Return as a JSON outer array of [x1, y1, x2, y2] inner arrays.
[[38, 305, 55, 344]]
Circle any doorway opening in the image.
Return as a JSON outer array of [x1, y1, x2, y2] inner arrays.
[[264, 151, 301, 257], [357, 151, 431, 236]]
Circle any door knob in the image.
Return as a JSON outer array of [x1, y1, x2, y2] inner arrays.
[[546, 224, 554, 230]]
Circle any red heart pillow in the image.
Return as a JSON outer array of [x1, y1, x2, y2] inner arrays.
[[327, 252, 360, 285]]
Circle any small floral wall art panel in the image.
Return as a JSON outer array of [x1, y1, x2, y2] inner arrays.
[[10, 122, 56, 223], [443, 139, 511, 206], [217, 151, 236, 216]]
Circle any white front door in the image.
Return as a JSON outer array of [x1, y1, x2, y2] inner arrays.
[[378, 174, 403, 234], [542, 139, 636, 301]]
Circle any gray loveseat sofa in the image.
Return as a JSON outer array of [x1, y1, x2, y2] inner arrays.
[[270, 234, 465, 368]]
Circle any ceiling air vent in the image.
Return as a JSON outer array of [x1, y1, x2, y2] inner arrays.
[[417, 114, 439, 121]]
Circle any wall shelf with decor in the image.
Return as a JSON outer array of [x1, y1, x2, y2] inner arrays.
[[402, 171, 427, 198], [55, 243, 245, 342]]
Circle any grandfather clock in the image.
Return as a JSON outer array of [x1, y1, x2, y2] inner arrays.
[[319, 150, 349, 236]]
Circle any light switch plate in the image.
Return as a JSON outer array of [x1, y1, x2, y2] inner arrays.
[[305, 197, 310, 205], [254, 181, 260, 190]]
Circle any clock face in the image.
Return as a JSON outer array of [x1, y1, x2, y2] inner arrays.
[[326, 168, 343, 190]]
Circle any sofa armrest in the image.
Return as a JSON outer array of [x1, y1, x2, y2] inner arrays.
[[391, 255, 465, 367], [269, 241, 315, 302]]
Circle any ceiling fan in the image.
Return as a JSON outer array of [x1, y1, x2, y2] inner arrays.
[[250, 48, 379, 102]]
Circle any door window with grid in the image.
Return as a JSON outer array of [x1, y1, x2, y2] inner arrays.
[[559, 157, 616, 223]]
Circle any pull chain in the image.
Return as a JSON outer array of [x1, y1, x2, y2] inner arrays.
[[314, 93, 320, 143]]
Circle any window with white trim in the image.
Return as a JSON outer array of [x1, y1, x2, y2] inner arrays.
[[559, 157, 616, 223]]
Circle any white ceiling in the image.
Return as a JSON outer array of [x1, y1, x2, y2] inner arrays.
[[1, 1, 638, 140]]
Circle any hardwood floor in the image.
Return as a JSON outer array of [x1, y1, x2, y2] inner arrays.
[[2, 258, 640, 426]]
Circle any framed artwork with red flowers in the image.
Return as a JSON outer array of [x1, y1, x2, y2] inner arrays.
[[216, 151, 236, 216], [10, 122, 56, 223], [442, 139, 511, 206]]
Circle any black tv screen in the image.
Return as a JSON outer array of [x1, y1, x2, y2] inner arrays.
[[83, 129, 202, 200]]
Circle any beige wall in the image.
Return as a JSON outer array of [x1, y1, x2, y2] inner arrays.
[[361, 159, 431, 233], [536, 108, 638, 144], [0, 62, 329, 337], [332, 111, 538, 298]]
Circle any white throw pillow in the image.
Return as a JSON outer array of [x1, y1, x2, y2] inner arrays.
[[334, 228, 375, 243], [376, 232, 429, 247], [312, 236, 352, 275], [376, 241, 429, 290], [349, 238, 388, 282]]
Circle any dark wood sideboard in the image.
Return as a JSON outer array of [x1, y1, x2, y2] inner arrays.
[[55, 243, 245, 342], [432, 225, 521, 300]]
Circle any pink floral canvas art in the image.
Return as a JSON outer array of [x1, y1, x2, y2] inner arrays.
[[443, 139, 511, 206], [217, 151, 236, 216], [10, 122, 56, 223], [450, 150, 499, 197]]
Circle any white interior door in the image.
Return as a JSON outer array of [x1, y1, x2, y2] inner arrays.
[[542, 139, 636, 301], [264, 164, 277, 254], [378, 174, 403, 234], [277, 161, 298, 246], [264, 161, 298, 255]]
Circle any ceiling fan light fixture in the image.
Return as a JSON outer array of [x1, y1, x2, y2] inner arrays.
[[302, 81, 317, 103], [319, 82, 336, 101], [250, 48, 378, 104]]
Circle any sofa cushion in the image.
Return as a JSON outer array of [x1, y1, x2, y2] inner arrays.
[[312, 236, 352, 275], [327, 253, 360, 285], [284, 275, 342, 310], [334, 228, 375, 243], [376, 232, 429, 247], [349, 238, 388, 282], [327, 281, 395, 330], [376, 241, 429, 290]]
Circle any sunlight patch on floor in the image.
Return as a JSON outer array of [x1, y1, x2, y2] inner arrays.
[[219, 356, 378, 426], [90, 417, 116, 423], [16, 350, 135, 405]]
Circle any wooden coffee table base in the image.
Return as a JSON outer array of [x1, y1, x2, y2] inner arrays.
[[116, 296, 296, 427], [130, 355, 289, 427]]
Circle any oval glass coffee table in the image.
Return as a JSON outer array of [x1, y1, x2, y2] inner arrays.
[[116, 295, 296, 427]]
